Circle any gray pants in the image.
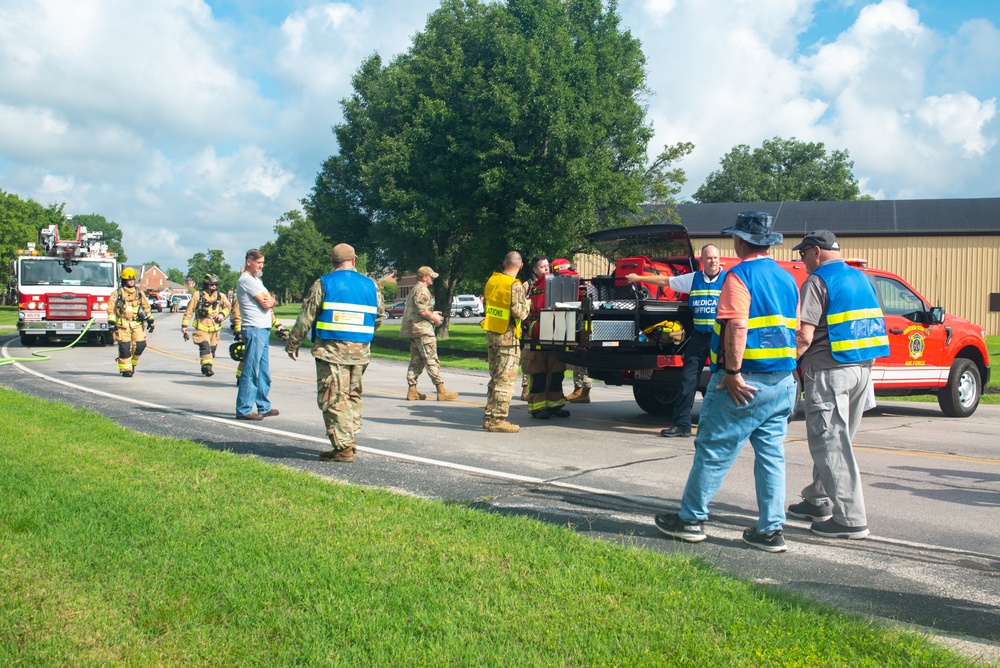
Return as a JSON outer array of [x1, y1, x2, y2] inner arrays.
[[800, 365, 871, 527]]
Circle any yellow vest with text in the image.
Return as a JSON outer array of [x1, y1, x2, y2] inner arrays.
[[482, 272, 520, 338]]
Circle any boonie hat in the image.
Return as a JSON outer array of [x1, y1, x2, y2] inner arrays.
[[331, 243, 356, 263], [792, 230, 840, 251], [720, 211, 783, 246], [417, 266, 439, 279]]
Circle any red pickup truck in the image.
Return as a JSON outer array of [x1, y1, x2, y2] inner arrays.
[[546, 224, 991, 418]]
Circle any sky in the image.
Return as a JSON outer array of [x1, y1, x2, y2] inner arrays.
[[1, 0, 998, 272]]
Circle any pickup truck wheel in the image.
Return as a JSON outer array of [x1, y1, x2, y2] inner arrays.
[[461, 307, 471, 318], [938, 358, 981, 418], [632, 384, 678, 415]]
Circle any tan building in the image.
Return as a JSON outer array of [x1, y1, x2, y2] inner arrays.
[[574, 199, 1000, 336]]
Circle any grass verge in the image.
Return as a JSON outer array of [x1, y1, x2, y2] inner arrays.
[[0, 305, 17, 327], [0, 386, 971, 666]]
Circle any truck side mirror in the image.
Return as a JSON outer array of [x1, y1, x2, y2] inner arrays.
[[929, 306, 945, 324]]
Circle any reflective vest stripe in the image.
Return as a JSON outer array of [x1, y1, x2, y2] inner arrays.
[[826, 307, 883, 325], [831, 336, 890, 352], [316, 321, 375, 334]]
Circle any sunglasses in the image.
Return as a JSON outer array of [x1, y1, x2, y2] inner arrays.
[[797, 246, 816, 258]]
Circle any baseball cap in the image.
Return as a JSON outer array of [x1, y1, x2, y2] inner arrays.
[[331, 243, 356, 263], [417, 266, 439, 279], [792, 230, 840, 251]]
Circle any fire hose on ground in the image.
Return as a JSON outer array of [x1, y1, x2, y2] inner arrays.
[[0, 319, 96, 367]]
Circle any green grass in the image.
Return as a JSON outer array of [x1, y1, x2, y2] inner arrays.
[[0, 387, 970, 667], [0, 305, 16, 327]]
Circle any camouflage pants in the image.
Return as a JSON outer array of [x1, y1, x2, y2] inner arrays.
[[569, 364, 592, 389], [316, 359, 366, 450], [192, 329, 221, 366], [406, 334, 443, 386], [485, 341, 520, 422], [114, 323, 146, 372]]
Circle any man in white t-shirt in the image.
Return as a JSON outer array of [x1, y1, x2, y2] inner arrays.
[[626, 244, 726, 437], [235, 248, 278, 421]]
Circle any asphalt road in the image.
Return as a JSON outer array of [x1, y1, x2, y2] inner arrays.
[[2, 314, 999, 662]]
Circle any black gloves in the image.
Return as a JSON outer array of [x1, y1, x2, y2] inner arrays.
[[147, 320, 155, 333], [276, 326, 289, 341]]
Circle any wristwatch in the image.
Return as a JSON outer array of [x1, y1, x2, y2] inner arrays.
[[724, 368, 742, 375]]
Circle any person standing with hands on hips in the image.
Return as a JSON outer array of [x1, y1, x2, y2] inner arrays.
[[788, 230, 889, 539], [285, 243, 383, 462], [400, 266, 459, 401], [654, 211, 799, 553], [235, 249, 279, 421], [627, 244, 727, 437]]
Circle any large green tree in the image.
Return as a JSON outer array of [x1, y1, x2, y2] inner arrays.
[[260, 210, 330, 303], [0, 190, 66, 304], [693, 137, 868, 203], [68, 214, 127, 263], [306, 0, 655, 316]]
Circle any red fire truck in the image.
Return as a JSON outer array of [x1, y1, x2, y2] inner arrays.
[[10, 225, 119, 346], [529, 224, 991, 418]]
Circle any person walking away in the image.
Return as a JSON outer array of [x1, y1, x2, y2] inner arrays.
[[108, 267, 154, 377], [626, 244, 727, 437], [286, 243, 383, 462], [653, 211, 798, 553], [235, 249, 278, 421], [399, 266, 458, 401], [181, 273, 232, 376], [789, 230, 889, 540], [483, 251, 530, 433]]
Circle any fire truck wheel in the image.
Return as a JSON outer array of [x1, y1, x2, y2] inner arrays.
[[19, 332, 33, 347], [938, 358, 981, 418], [632, 384, 678, 416]]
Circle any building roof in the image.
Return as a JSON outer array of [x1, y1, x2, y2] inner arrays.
[[664, 198, 1000, 237]]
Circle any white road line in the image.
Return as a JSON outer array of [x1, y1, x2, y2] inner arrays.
[[3, 337, 997, 563]]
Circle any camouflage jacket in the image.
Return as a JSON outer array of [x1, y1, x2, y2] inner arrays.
[[285, 272, 385, 365], [399, 282, 435, 338]]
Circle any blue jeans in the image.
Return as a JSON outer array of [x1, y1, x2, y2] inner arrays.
[[679, 369, 796, 533], [236, 326, 272, 417]]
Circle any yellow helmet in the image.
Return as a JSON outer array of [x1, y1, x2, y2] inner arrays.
[[121, 267, 137, 280]]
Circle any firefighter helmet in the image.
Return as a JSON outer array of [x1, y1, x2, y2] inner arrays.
[[228, 340, 245, 362], [203, 273, 220, 287], [121, 267, 137, 281]]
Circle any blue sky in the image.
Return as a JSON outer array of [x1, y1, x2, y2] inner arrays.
[[1, 0, 998, 271]]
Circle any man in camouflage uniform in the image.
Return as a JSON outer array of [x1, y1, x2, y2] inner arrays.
[[483, 251, 530, 433], [285, 243, 384, 462], [400, 265, 459, 401], [181, 273, 232, 377], [108, 267, 154, 377]]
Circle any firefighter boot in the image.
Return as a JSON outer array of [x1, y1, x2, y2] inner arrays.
[[567, 387, 591, 404], [435, 384, 459, 401], [406, 385, 427, 401], [202, 363, 214, 377], [484, 420, 520, 433]]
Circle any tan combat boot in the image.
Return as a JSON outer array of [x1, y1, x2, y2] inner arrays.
[[484, 420, 520, 433], [435, 384, 459, 401], [567, 387, 591, 404], [406, 385, 427, 401], [565, 387, 582, 401], [319, 447, 355, 462]]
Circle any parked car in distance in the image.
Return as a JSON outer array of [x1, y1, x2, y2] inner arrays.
[[385, 301, 406, 318], [451, 295, 484, 317]]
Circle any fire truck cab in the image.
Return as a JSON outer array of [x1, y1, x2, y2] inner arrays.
[[10, 225, 119, 346]]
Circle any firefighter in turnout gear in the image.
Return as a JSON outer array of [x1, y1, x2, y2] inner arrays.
[[108, 267, 154, 377], [181, 274, 232, 376]]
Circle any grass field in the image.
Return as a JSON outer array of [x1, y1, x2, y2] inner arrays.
[[0, 386, 971, 667]]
